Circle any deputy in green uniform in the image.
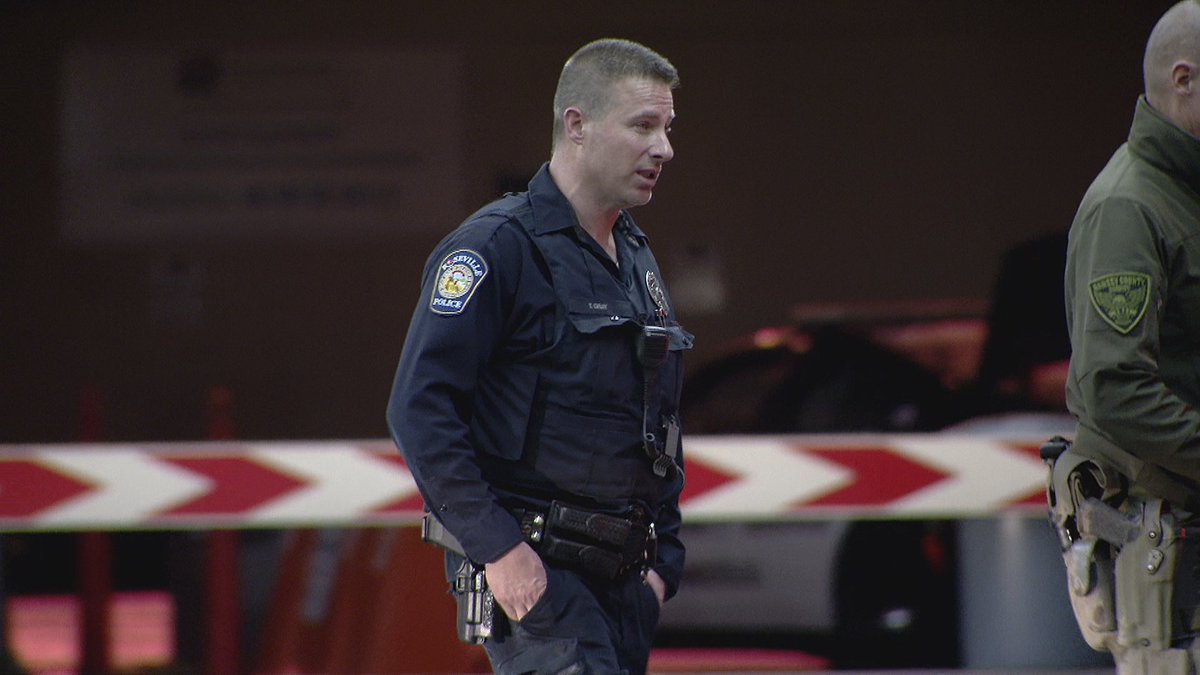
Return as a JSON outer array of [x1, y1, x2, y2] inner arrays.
[[1056, 1, 1200, 672]]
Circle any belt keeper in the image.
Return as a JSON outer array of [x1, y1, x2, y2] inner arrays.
[[521, 512, 547, 544]]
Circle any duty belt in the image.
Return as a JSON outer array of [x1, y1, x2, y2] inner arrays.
[[515, 501, 656, 580]]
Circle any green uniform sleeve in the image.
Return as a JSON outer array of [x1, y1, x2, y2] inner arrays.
[[1067, 197, 1200, 482]]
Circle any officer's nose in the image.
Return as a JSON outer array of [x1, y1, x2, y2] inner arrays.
[[652, 132, 673, 163]]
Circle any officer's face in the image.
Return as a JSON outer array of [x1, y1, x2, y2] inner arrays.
[[582, 77, 675, 211], [1180, 66, 1200, 138]]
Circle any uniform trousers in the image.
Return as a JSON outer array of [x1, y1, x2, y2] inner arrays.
[[445, 552, 661, 675]]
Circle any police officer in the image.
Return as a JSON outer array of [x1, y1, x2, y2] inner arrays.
[[1057, 2, 1200, 672], [387, 39, 690, 674]]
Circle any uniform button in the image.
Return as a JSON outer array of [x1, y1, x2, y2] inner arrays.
[[439, 504, 450, 512], [611, 315, 620, 321]]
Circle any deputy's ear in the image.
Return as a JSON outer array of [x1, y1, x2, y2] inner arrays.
[[563, 107, 585, 144], [1171, 60, 1197, 95]]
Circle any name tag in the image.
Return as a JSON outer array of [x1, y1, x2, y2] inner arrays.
[[568, 298, 633, 318]]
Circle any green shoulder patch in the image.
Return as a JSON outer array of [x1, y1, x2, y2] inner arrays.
[[1088, 272, 1151, 334]]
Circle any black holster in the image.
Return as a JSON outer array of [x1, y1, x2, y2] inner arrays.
[[421, 513, 494, 645]]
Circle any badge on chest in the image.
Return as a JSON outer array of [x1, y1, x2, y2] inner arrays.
[[645, 270, 668, 319]]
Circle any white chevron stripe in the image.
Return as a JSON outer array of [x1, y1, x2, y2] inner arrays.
[[882, 436, 1047, 515], [34, 446, 211, 526], [244, 443, 419, 524], [681, 437, 851, 518]]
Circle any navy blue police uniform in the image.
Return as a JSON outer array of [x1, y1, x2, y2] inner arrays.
[[387, 163, 692, 673]]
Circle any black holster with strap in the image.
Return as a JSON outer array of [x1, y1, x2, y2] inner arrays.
[[420, 513, 494, 645]]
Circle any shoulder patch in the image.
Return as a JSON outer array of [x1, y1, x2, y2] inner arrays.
[[429, 249, 489, 315], [1088, 272, 1151, 334]]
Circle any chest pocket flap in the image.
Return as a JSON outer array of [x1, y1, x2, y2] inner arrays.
[[566, 298, 635, 333]]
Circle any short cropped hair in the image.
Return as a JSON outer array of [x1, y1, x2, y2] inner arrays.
[[552, 38, 679, 149]]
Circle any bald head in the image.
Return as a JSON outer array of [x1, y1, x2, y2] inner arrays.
[[1144, 1, 1200, 112]]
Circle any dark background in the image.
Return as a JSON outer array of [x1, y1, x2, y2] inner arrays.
[[0, 0, 1177, 443]]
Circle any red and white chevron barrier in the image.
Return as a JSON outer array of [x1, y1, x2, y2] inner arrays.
[[680, 435, 1048, 519], [0, 435, 1051, 531]]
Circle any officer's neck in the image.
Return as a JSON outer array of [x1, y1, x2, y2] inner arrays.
[[548, 159, 620, 263], [584, 214, 624, 266]]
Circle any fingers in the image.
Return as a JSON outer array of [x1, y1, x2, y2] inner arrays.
[[495, 572, 546, 621], [485, 542, 548, 621], [645, 569, 666, 608], [503, 583, 545, 621]]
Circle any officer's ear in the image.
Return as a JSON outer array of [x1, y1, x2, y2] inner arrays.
[[1171, 60, 1197, 95], [563, 107, 586, 145]]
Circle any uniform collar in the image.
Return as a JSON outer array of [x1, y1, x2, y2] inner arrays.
[[527, 163, 650, 242], [1129, 96, 1200, 189]]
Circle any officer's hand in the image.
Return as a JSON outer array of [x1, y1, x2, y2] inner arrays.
[[645, 569, 666, 608], [485, 541, 547, 622]]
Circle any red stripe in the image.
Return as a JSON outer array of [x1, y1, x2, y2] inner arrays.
[[158, 457, 306, 515], [801, 448, 948, 507], [0, 461, 93, 517], [679, 458, 739, 504]]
